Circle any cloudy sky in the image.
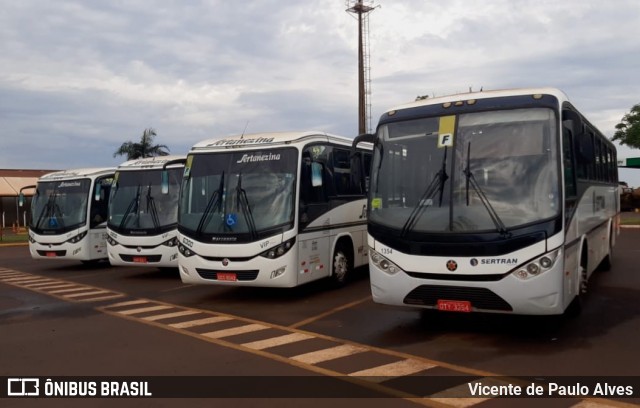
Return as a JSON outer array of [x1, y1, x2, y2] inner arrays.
[[2, 0, 640, 184]]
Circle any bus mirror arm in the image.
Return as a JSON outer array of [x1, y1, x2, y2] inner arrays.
[[161, 158, 187, 194], [350, 133, 375, 158], [18, 185, 36, 207]]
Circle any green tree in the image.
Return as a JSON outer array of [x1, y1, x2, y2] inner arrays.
[[113, 128, 170, 160], [611, 104, 640, 149]]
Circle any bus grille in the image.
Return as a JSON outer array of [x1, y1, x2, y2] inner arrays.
[[403, 285, 513, 311], [196, 269, 259, 281]]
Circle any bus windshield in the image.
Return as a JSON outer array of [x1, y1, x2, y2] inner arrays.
[[108, 168, 183, 233], [30, 179, 91, 234], [179, 148, 297, 241], [370, 108, 560, 233]]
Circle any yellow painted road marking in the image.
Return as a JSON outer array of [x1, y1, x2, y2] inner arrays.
[[289, 295, 372, 329], [142, 310, 200, 322], [242, 332, 314, 350], [348, 359, 436, 382], [48, 287, 95, 294], [64, 290, 111, 298], [201, 323, 269, 339], [29, 283, 79, 290], [108, 299, 150, 308], [117, 305, 173, 315], [22, 281, 69, 288], [2, 277, 50, 283], [291, 344, 367, 365], [168, 316, 232, 329], [78, 294, 125, 302]]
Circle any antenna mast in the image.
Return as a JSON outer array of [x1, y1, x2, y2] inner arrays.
[[346, 0, 377, 134]]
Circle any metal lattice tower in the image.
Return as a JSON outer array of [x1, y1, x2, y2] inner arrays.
[[346, 1, 377, 134]]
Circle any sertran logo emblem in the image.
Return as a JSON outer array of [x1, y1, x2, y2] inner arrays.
[[470, 258, 478, 266], [446, 260, 458, 271], [222, 258, 230, 267]]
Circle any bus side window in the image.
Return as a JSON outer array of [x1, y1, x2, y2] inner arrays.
[[90, 176, 113, 227]]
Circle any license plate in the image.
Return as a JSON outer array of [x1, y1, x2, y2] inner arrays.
[[46, 252, 57, 257], [133, 256, 148, 263], [437, 299, 472, 313], [217, 272, 237, 282]]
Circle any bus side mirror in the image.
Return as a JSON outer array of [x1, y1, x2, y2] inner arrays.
[[18, 192, 25, 207], [161, 170, 169, 194], [311, 162, 323, 187], [95, 183, 102, 201]]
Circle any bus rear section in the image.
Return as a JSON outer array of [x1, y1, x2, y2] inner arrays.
[[177, 131, 370, 288], [26, 168, 115, 263], [107, 156, 185, 268], [356, 88, 618, 315]]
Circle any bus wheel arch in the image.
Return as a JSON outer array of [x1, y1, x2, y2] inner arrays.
[[566, 240, 588, 317], [331, 236, 354, 286]]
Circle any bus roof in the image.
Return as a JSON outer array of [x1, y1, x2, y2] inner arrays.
[[190, 131, 354, 151], [116, 155, 186, 171], [39, 167, 115, 181], [387, 87, 571, 113]]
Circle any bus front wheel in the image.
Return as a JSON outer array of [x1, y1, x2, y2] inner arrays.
[[331, 243, 353, 287]]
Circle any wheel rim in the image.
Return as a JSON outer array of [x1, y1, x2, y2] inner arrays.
[[333, 251, 348, 282]]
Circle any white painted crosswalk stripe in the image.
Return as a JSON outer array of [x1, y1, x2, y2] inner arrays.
[[48, 287, 95, 294], [77, 294, 125, 302], [107, 299, 150, 308], [242, 332, 314, 350], [117, 305, 173, 315], [64, 290, 111, 298], [291, 344, 366, 365], [201, 323, 268, 339], [168, 316, 232, 329], [142, 310, 200, 322], [348, 359, 436, 382]]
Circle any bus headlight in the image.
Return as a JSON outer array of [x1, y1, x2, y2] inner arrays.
[[106, 235, 118, 246], [260, 237, 296, 259], [178, 243, 197, 257], [162, 237, 178, 247], [369, 248, 403, 275], [513, 248, 561, 280], [67, 231, 87, 244]]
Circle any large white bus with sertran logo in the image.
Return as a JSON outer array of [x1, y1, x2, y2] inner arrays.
[[106, 155, 186, 268], [352, 88, 619, 315], [20, 168, 116, 263], [177, 131, 372, 288]]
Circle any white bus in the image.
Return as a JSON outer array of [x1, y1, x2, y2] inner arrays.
[[177, 131, 372, 288], [352, 88, 619, 315], [106, 155, 186, 268], [21, 168, 116, 263]]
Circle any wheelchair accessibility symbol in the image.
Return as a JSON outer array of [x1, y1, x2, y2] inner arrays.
[[226, 213, 238, 227]]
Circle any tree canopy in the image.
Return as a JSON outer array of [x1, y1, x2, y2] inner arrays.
[[113, 128, 170, 160], [611, 104, 640, 149]]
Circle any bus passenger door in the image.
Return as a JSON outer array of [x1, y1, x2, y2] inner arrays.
[[298, 146, 332, 284]]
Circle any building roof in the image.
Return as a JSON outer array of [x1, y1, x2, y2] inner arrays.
[[0, 169, 58, 197]]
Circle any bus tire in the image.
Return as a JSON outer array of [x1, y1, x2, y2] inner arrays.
[[566, 256, 588, 317], [331, 242, 353, 287], [597, 231, 614, 272]]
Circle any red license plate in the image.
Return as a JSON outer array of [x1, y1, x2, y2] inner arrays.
[[46, 252, 57, 257], [133, 256, 148, 263], [217, 272, 237, 282], [437, 299, 472, 313]]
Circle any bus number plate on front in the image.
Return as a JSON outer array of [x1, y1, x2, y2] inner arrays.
[[133, 256, 147, 263], [437, 299, 471, 313], [46, 252, 57, 258], [217, 272, 237, 282]]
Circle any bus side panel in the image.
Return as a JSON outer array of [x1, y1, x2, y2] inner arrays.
[[88, 228, 109, 260], [297, 230, 331, 285], [562, 240, 580, 311]]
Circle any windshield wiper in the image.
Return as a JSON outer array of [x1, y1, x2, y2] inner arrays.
[[145, 183, 160, 229], [35, 186, 64, 229], [119, 185, 141, 229], [463, 142, 510, 237], [196, 171, 225, 235], [235, 173, 258, 240], [400, 146, 449, 237]]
